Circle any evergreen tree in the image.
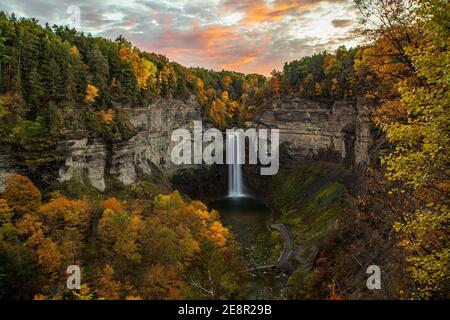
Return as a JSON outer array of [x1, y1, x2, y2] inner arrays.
[[27, 64, 44, 116]]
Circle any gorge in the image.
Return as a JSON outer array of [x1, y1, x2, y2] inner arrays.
[[0, 96, 374, 193], [1, 0, 448, 300], [0, 95, 379, 299]]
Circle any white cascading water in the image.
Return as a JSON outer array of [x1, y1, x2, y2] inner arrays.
[[227, 132, 245, 197]]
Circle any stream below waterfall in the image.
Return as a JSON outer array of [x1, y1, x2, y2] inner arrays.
[[209, 197, 289, 299]]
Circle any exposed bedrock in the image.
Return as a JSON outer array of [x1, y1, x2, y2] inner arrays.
[[0, 96, 375, 192], [254, 96, 374, 170]]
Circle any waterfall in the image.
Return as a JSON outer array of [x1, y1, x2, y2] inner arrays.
[[227, 131, 245, 197]]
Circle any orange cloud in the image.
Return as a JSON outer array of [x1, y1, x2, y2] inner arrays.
[[130, 0, 356, 75], [223, 0, 347, 24], [221, 0, 313, 23], [140, 24, 261, 72], [200, 27, 241, 49], [222, 55, 257, 69]]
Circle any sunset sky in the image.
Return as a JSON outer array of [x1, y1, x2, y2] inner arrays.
[[0, 0, 362, 75]]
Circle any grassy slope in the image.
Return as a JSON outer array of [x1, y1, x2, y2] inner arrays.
[[272, 164, 346, 247], [269, 163, 351, 298]]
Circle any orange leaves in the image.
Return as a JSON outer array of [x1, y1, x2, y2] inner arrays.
[[97, 109, 114, 125], [84, 83, 99, 103], [33, 294, 47, 300], [328, 293, 343, 300], [222, 75, 232, 89], [205, 87, 216, 99], [0, 175, 241, 298], [97, 264, 121, 300], [15, 213, 46, 238], [142, 263, 184, 299], [3, 174, 41, 217], [15, 209, 62, 280], [221, 90, 229, 102], [101, 197, 124, 213], [70, 45, 79, 56], [204, 220, 229, 248], [191, 204, 229, 248], [39, 197, 90, 234], [361, 36, 414, 89], [35, 239, 62, 279], [152, 192, 230, 249], [268, 70, 281, 98]]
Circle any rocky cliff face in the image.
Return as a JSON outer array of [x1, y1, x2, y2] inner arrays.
[[0, 97, 202, 191], [57, 97, 202, 191], [254, 97, 373, 169], [0, 96, 374, 191]]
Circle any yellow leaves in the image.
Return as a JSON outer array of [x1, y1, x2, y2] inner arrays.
[[190, 76, 204, 92], [394, 205, 450, 299], [196, 208, 212, 221], [119, 47, 157, 89], [84, 83, 99, 103], [33, 294, 47, 300], [137, 58, 157, 89], [73, 284, 94, 300], [152, 192, 231, 250], [221, 90, 229, 102], [362, 36, 414, 86], [228, 101, 239, 114], [0, 172, 241, 298], [70, 45, 79, 56], [0, 199, 13, 223], [98, 208, 142, 264], [405, 248, 450, 299], [222, 75, 232, 89], [314, 82, 323, 96], [0, 97, 8, 118], [208, 99, 229, 129], [323, 54, 339, 75], [205, 220, 229, 248], [96, 109, 114, 125]]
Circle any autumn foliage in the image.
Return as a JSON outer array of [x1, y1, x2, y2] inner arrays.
[[0, 175, 247, 300]]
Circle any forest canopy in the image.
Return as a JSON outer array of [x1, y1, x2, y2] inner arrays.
[[0, 0, 448, 300]]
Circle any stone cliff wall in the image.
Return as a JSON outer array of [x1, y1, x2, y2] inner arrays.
[[0, 97, 202, 191], [0, 96, 374, 191], [254, 97, 373, 169], [57, 97, 202, 191]]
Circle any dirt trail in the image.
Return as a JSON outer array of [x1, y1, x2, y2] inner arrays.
[[248, 223, 293, 272]]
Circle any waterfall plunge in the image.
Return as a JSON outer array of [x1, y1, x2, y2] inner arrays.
[[227, 132, 245, 197]]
